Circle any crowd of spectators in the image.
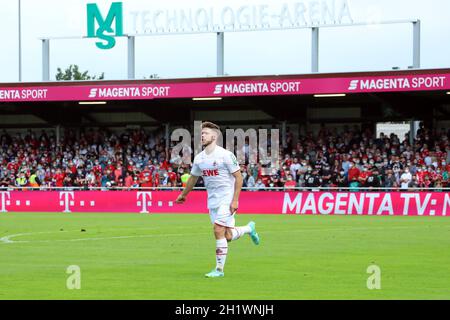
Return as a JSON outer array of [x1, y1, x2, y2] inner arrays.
[[1, 124, 449, 191], [263, 125, 450, 191]]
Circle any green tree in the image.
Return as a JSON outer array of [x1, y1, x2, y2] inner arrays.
[[55, 64, 105, 81]]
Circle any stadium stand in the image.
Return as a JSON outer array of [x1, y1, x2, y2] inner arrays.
[[1, 124, 449, 190]]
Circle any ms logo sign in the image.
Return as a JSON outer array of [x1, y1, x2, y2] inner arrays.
[[87, 2, 123, 49]]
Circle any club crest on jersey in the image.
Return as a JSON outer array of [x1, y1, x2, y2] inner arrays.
[[213, 161, 217, 167], [230, 154, 238, 166]]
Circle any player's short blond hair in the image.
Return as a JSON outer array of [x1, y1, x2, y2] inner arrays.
[[201, 121, 220, 132]]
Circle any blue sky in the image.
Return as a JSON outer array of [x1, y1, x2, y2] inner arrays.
[[0, 0, 449, 83]]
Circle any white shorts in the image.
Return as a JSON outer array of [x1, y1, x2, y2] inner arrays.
[[209, 205, 235, 228]]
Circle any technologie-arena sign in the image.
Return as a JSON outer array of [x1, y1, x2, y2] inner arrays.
[[87, 0, 353, 49]]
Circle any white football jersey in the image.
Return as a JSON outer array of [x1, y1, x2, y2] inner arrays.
[[191, 145, 240, 209]]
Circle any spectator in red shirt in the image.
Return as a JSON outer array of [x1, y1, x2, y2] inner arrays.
[[7, 159, 19, 172], [423, 175, 432, 188], [348, 162, 360, 183], [124, 172, 133, 188], [105, 161, 115, 173], [153, 172, 160, 187], [432, 167, 443, 183], [127, 161, 135, 173], [93, 160, 103, 176], [358, 167, 372, 187], [160, 158, 170, 171], [54, 169, 65, 188], [283, 154, 292, 168], [416, 167, 426, 186], [68, 160, 77, 175], [140, 167, 153, 188], [114, 164, 124, 183], [284, 175, 297, 189], [167, 167, 177, 184]]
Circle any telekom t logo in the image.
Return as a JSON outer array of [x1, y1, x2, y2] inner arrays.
[[137, 192, 152, 213], [0, 191, 11, 213], [60, 192, 75, 213]]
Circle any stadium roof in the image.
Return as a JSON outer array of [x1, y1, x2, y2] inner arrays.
[[1, 68, 449, 128], [1, 67, 449, 85]]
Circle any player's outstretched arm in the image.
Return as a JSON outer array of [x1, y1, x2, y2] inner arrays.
[[176, 175, 199, 204]]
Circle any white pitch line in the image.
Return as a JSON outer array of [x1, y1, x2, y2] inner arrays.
[[1, 225, 444, 245], [0, 231, 70, 244], [1, 232, 210, 244], [0, 225, 204, 244]]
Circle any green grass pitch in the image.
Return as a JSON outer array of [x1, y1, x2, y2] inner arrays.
[[1, 212, 450, 300]]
